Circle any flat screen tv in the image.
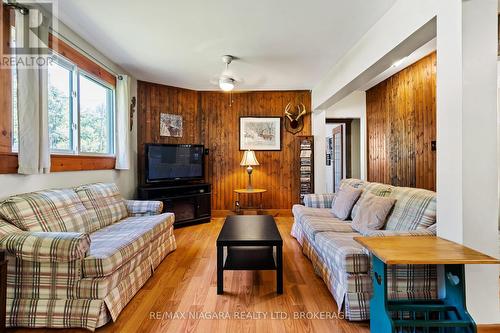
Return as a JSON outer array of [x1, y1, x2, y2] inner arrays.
[[146, 144, 205, 183]]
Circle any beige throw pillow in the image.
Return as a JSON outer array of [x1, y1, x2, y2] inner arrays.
[[352, 192, 396, 233], [331, 185, 362, 220]]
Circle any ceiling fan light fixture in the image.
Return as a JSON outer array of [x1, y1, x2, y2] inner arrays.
[[219, 77, 235, 92]]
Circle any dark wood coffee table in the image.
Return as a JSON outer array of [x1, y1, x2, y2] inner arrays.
[[216, 215, 283, 294]]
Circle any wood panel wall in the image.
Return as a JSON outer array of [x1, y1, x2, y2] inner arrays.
[[137, 81, 311, 210], [137, 82, 201, 186], [366, 52, 436, 191]]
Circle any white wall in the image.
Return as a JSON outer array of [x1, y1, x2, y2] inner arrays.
[[314, 91, 366, 194], [313, 0, 437, 110], [436, 0, 499, 323], [313, 0, 499, 324], [312, 110, 326, 194], [0, 20, 138, 199]]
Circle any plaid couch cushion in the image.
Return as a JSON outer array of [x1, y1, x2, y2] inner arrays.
[[339, 178, 366, 190], [302, 193, 336, 208], [314, 231, 370, 274], [332, 179, 366, 209], [83, 213, 174, 277], [301, 215, 354, 242], [0, 189, 94, 233], [292, 205, 333, 224], [75, 183, 128, 229], [351, 182, 393, 220], [124, 200, 163, 216], [385, 186, 436, 231]]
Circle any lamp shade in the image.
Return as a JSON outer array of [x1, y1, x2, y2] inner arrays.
[[240, 150, 259, 166]]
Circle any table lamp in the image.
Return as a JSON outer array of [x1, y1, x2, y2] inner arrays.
[[240, 150, 259, 190]]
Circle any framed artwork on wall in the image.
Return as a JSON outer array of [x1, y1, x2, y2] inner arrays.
[[239, 117, 281, 151], [160, 113, 183, 137]]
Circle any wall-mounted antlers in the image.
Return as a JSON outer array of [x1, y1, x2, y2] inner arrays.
[[284, 102, 308, 122], [284, 102, 309, 134]]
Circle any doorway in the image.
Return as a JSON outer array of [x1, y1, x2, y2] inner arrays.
[[332, 125, 343, 192], [325, 118, 361, 193]]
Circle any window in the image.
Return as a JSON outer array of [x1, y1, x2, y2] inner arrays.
[[78, 73, 114, 154], [12, 53, 115, 156], [48, 58, 73, 152]]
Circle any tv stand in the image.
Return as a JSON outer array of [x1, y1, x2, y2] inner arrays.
[[138, 183, 211, 228]]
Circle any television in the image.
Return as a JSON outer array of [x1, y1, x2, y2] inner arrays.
[[145, 144, 205, 183]]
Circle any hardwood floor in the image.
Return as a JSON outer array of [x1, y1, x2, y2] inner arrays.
[[7, 217, 369, 333]]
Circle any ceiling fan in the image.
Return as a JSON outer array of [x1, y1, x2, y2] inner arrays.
[[210, 55, 243, 92]]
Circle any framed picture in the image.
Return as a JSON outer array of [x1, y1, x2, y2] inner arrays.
[[239, 117, 281, 151], [160, 113, 183, 137]]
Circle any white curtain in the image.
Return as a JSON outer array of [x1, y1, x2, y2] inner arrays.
[[16, 9, 50, 174], [115, 75, 130, 170]]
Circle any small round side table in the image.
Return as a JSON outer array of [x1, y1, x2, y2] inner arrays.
[[234, 188, 267, 214]]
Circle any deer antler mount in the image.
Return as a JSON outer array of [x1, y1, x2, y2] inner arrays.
[[284, 102, 309, 134]]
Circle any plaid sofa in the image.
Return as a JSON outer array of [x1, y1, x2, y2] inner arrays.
[[291, 179, 437, 321], [0, 183, 176, 331]]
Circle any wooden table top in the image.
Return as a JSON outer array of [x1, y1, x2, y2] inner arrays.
[[354, 236, 500, 265], [234, 188, 267, 194], [217, 215, 282, 245]]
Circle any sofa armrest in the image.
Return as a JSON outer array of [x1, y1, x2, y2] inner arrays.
[[303, 193, 336, 208], [0, 232, 90, 262], [125, 200, 164, 216]]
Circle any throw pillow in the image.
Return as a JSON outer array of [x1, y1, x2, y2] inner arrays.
[[351, 192, 396, 233], [331, 185, 362, 220]]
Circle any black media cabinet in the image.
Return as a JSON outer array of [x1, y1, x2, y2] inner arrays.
[[138, 183, 211, 228]]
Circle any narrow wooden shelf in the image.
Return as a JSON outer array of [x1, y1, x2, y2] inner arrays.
[[224, 246, 276, 270], [354, 236, 500, 265]]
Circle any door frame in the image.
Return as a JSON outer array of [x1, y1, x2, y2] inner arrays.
[[326, 118, 353, 178], [332, 125, 344, 192]]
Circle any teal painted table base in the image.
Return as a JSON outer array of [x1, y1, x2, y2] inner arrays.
[[371, 256, 476, 333]]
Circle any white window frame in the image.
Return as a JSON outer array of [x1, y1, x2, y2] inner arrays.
[[47, 52, 116, 157], [48, 55, 76, 155]]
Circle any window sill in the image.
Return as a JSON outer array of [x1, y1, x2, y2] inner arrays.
[[0, 153, 116, 174]]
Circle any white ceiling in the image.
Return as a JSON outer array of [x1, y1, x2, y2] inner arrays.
[[56, 0, 397, 91]]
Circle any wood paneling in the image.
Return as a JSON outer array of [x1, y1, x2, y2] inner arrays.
[[137, 81, 311, 210], [49, 34, 116, 87], [0, 153, 115, 174], [50, 155, 115, 172], [366, 52, 436, 191], [137, 82, 201, 187]]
